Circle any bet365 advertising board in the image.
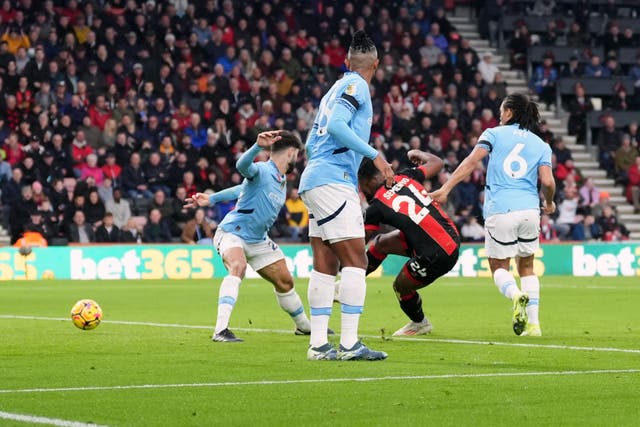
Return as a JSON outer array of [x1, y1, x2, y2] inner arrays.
[[0, 243, 638, 281]]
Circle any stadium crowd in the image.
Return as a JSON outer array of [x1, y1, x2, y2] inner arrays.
[[0, 0, 636, 247]]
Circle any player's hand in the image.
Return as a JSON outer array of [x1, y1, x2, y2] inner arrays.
[[373, 155, 394, 187], [428, 188, 448, 205], [542, 200, 556, 214], [407, 149, 426, 165], [256, 130, 283, 149], [184, 192, 210, 209]]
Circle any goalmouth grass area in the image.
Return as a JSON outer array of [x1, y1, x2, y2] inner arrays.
[[1, 276, 639, 426]]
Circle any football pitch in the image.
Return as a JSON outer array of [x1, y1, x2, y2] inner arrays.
[[1, 276, 639, 427]]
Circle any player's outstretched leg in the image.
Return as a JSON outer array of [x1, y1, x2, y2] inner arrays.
[[391, 264, 432, 336], [213, 246, 246, 343], [258, 259, 312, 334], [212, 275, 243, 342], [520, 275, 541, 336]]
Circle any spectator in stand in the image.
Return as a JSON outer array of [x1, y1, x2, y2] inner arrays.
[[561, 56, 584, 78], [120, 218, 143, 244], [626, 155, 640, 213], [508, 24, 531, 73], [184, 113, 207, 149], [603, 55, 623, 77], [122, 152, 152, 199], [479, 108, 498, 131], [143, 208, 172, 243], [539, 214, 558, 242], [567, 83, 594, 144], [97, 177, 113, 205], [584, 54, 608, 78], [477, 52, 499, 85], [603, 24, 622, 57], [626, 122, 640, 146], [144, 152, 170, 196], [95, 212, 121, 243], [615, 134, 639, 185], [181, 208, 214, 245], [551, 135, 573, 164], [84, 189, 105, 228], [460, 216, 484, 242], [149, 189, 175, 226], [172, 186, 193, 229], [555, 159, 582, 185], [88, 95, 111, 131], [439, 118, 464, 151], [530, 52, 558, 110], [555, 184, 582, 240], [101, 152, 122, 187], [538, 120, 555, 145], [597, 205, 629, 241], [596, 115, 623, 178], [79, 153, 103, 186], [71, 130, 93, 169], [607, 83, 630, 111], [579, 178, 600, 215], [68, 210, 95, 243], [284, 188, 308, 242], [566, 23, 590, 48]]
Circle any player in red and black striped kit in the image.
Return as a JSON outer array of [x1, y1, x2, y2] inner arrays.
[[358, 150, 460, 336]]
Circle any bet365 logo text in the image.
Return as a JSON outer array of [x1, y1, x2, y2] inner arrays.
[[573, 246, 640, 277]]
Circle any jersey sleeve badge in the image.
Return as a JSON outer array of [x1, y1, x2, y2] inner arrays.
[[345, 84, 356, 95]]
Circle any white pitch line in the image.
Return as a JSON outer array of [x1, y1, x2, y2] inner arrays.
[[0, 369, 638, 395], [2, 314, 640, 355], [0, 410, 110, 427]]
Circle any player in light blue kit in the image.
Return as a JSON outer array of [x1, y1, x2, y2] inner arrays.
[[299, 31, 394, 361], [430, 93, 556, 337], [186, 131, 312, 342]]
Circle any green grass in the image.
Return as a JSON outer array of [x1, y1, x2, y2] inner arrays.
[[1, 276, 639, 426]]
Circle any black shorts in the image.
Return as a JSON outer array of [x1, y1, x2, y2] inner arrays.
[[404, 247, 459, 286]]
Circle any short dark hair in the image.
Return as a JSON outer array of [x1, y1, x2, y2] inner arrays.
[[349, 30, 376, 56], [358, 157, 379, 181], [272, 130, 302, 152]]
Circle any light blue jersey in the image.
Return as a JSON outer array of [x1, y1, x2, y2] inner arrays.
[[477, 124, 552, 218], [299, 71, 378, 194], [218, 145, 286, 243]]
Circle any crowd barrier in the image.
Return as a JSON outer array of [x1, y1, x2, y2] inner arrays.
[[0, 242, 638, 281]]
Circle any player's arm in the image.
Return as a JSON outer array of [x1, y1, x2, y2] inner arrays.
[[236, 131, 283, 179], [539, 166, 556, 214], [428, 145, 489, 204], [327, 100, 394, 186], [184, 185, 243, 208], [407, 149, 444, 180]]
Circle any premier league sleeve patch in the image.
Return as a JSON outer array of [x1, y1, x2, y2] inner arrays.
[[345, 84, 356, 95]]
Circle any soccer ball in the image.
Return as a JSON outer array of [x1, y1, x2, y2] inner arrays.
[[71, 299, 103, 330]]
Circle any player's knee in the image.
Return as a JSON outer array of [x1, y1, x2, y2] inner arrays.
[[392, 280, 413, 297], [274, 276, 294, 293], [226, 260, 247, 278]]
